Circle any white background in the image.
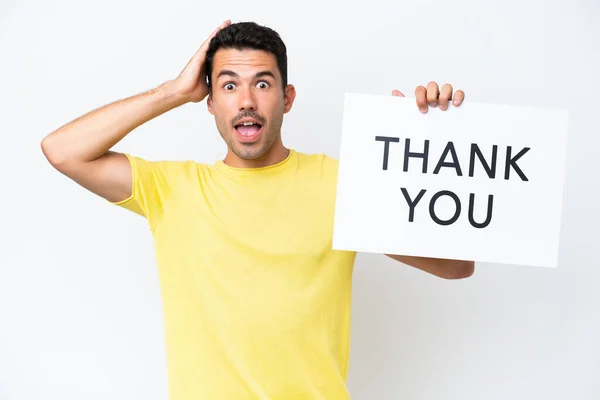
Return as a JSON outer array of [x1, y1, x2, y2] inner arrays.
[[1, 0, 598, 399]]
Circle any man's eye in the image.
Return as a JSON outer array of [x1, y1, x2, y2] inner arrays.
[[224, 83, 235, 90], [256, 81, 269, 89]]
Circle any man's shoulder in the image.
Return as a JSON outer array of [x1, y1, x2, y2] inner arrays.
[[124, 154, 211, 184], [125, 154, 206, 169], [294, 150, 339, 172]]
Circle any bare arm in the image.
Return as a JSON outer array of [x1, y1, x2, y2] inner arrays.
[[386, 254, 475, 279], [41, 20, 231, 203], [41, 81, 187, 202]]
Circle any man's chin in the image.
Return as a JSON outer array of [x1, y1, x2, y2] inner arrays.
[[232, 143, 268, 161]]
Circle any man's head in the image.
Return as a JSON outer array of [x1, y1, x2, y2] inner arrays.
[[205, 22, 296, 167]]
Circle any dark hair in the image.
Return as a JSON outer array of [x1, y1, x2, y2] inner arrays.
[[205, 22, 288, 91]]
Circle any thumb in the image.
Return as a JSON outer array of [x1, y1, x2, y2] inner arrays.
[[391, 89, 405, 97]]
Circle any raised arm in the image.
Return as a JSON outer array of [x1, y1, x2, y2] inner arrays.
[[41, 83, 187, 202], [40, 20, 231, 203]]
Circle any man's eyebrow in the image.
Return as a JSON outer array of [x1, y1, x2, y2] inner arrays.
[[216, 70, 238, 80], [216, 70, 276, 80], [254, 71, 275, 80]]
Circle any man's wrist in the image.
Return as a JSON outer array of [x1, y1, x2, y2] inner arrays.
[[157, 80, 189, 108]]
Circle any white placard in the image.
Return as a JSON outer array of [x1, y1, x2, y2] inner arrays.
[[332, 93, 569, 268]]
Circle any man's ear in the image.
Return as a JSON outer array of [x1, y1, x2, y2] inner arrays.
[[207, 92, 214, 115], [283, 84, 296, 114]]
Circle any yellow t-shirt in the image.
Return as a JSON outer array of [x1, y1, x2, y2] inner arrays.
[[111, 149, 357, 400]]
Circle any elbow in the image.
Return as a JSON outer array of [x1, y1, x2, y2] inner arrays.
[[443, 261, 475, 279], [41, 134, 65, 167], [41, 135, 54, 162]]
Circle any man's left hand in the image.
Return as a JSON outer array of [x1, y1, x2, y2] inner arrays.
[[391, 82, 465, 114]]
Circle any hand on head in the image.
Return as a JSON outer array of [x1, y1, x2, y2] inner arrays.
[[174, 20, 232, 103]]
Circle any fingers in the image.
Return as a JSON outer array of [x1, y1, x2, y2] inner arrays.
[[439, 84, 453, 110], [215, 19, 232, 36], [452, 90, 465, 106], [415, 82, 465, 113], [415, 86, 428, 113], [186, 20, 231, 68], [202, 20, 231, 50], [393, 82, 465, 113], [426, 81, 440, 108]]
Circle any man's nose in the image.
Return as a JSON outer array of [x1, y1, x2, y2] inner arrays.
[[238, 86, 257, 110]]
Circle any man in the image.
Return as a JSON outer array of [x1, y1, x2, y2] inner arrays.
[[41, 20, 473, 400]]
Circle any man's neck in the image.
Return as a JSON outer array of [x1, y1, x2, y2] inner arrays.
[[223, 145, 290, 169]]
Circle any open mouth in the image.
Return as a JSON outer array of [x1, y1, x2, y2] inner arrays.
[[234, 121, 263, 142]]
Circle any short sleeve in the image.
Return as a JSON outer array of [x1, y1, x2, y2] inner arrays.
[[110, 153, 182, 229]]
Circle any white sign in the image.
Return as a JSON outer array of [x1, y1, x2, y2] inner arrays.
[[332, 93, 569, 268]]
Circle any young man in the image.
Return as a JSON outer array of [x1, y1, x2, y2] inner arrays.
[[41, 20, 473, 400]]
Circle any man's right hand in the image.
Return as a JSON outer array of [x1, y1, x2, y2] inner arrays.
[[174, 20, 231, 103]]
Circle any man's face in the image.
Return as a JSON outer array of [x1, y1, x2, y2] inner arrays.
[[207, 48, 295, 163]]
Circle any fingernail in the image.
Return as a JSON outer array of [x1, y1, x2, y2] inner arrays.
[[420, 108, 427, 113]]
